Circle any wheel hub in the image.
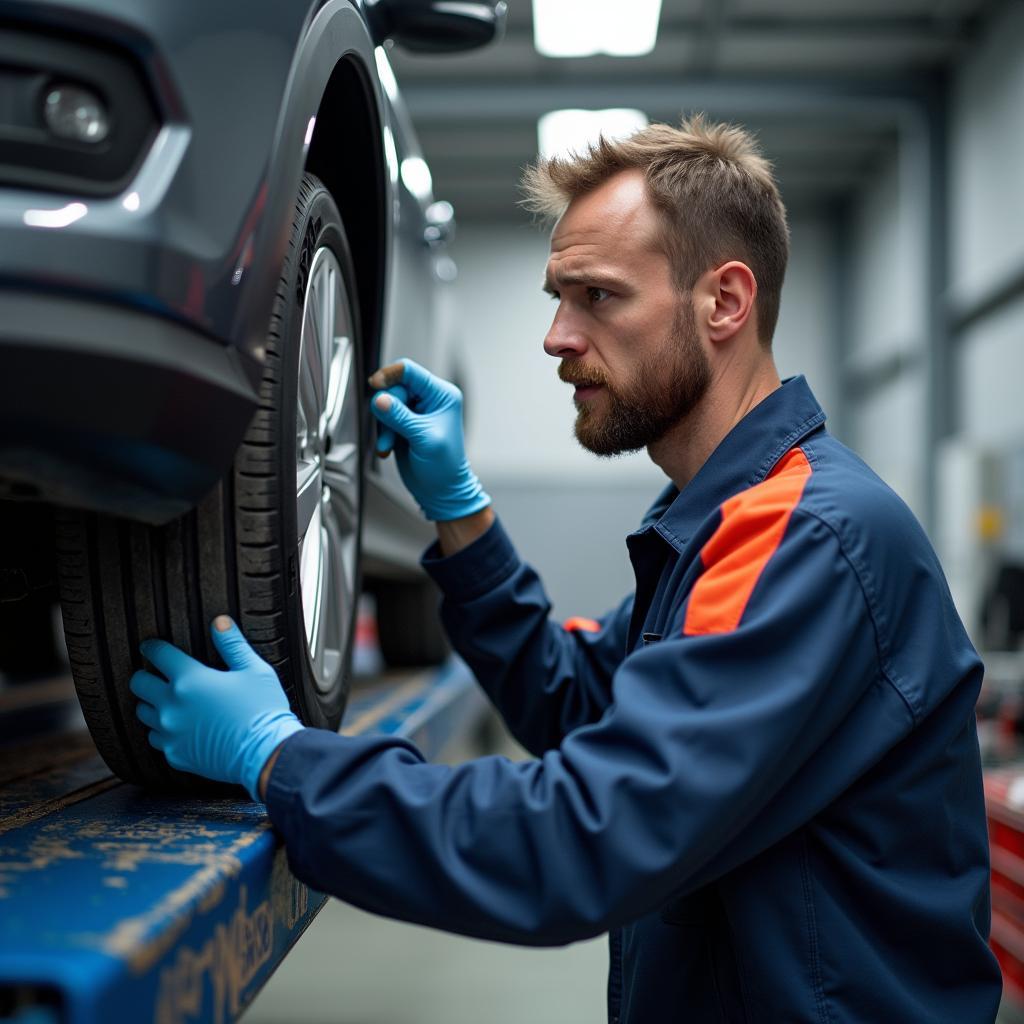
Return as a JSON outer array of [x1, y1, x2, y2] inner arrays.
[[294, 245, 360, 695]]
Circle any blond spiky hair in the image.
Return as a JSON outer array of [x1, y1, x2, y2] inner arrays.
[[521, 114, 790, 346]]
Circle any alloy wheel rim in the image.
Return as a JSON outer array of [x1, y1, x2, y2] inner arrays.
[[295, 245, 360, 695]]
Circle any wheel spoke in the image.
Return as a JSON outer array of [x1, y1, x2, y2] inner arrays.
[[339, 531, 358, 594], [296, 396, 309, 451], [300, 305, 324, 431], [311, 511, 331, 679], [295, 458, 322, 542], [308, 274, 328, 404], [319, 263, 337, 425], [295, 244, 361, 696], [328, 480, 358, 536], [322, 501, 349, 680], [324, 440, 358, 486], [325, 339, 353, 436], [299, 500, 324, 665]]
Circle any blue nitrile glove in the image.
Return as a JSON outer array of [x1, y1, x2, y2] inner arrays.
[[373, 383, 408, 460], [130, 616, 304, 800], [368, 358, 490, 521]]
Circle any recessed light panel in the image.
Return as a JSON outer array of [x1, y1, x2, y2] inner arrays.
[[533, 0, 663, 58], [538, 108, 649, 161]]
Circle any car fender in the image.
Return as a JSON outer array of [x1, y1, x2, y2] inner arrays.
[[230, 0, 390, 376]]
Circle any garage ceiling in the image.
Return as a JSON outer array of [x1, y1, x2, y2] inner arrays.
[[389, 0, 996, 221]]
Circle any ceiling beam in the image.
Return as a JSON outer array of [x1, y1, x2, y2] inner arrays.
[[404, 75, 931, 122], [690, 0, 730, 75], [467, 12, 979, 44]]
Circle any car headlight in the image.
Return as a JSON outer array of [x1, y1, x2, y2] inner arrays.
[[43, 84, 112, 145]]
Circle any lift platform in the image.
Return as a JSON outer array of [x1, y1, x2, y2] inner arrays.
[[0, 660, 486, 1024]]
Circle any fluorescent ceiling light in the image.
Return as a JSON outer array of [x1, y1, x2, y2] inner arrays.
[[538, 108, 648, 161], [533, 0, 662, 57]]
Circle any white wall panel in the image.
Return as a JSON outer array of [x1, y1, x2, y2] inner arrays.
[[848, 147, 927, 361], [851, 370, 928, 519], [773, 217, 838, 419], [844, 139, 928, 517], [950, 0, 1024, 305], [958, 293, 1024, 449]]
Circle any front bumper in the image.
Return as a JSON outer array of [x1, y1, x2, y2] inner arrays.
[[0, 291, 260, 524]]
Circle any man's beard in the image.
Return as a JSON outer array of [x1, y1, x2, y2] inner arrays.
[[558, 303, 711, 457]]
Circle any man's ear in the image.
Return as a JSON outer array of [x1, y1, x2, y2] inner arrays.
[[703, 261, 757, 343]]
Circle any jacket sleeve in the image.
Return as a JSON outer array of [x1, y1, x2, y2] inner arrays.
[[419, 517, 633, 754], [266, 508, 905, 946]]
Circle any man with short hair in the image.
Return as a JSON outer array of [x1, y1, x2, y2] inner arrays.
[[132, 116, 1002, 1021]]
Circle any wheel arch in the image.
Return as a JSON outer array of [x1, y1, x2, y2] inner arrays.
[[234, 1, 388, 378], [304, 55, 387, 373]]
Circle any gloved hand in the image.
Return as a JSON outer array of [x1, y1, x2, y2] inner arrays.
[[368, 358, 490, 522], [130, 616, 304, 800]]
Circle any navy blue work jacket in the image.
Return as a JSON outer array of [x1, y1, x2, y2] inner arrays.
[[267, 376, 1002, 1022]]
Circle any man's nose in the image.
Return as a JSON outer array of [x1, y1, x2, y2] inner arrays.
[[543, 308, 588, 359]]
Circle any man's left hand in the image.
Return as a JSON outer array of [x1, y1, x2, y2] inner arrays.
[[130, 616, 305, 801]]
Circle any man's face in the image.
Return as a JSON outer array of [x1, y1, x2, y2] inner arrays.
[[543, 170, 711, 457]]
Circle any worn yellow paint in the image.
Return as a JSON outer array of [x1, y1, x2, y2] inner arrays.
[[100, 822, 273, 973], [0, 827, 87, 899], [269, 847, 309, 932], [153, 884, 274, 1024], [0, 776, 120, 838]]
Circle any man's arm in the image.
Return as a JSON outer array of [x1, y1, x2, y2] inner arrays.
[[369, 359, 628, 751], [263, 508, 894, 945], [422, 515, 633, 754], [256, 494, 495, 797], [259, 746, 282, 801], [436, 507, 495, 557]]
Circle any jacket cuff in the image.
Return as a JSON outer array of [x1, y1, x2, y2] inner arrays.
[[264, 728, 321, 830], [421, 516, 520, 603]]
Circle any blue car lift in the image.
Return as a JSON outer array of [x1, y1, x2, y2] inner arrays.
[[0, 661, 486, 1024]]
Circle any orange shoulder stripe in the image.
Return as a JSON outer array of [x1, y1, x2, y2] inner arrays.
[[563, 616, 601, 633], [683, 447, 813, 636]]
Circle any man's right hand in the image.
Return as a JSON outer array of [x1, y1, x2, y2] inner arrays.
[[368, 359, 491, 523]]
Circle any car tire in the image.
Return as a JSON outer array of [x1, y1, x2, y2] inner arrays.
[[55, 174, 366, 789], [370, 577, 449, 668]]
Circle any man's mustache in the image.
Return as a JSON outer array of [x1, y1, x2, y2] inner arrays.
[[558, 361, 609, 388]]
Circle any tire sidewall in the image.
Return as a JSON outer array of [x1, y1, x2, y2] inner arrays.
[[273, 179, 366, 729]]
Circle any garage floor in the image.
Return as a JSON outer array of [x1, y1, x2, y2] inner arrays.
[[244, 900, 608, 1024]]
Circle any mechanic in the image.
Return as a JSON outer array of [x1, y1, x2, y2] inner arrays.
[[131, 116, 1002, 1021]]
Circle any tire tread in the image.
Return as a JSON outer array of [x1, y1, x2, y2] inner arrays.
[[54, 173, 361, 788]]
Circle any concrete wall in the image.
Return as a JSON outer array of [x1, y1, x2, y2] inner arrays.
[[447, 215, 838, 616], [950, 0, 1024, 450], [773, 217, 839, 420], [938, 0, 1024, 629], [843, 145, 930, 518]]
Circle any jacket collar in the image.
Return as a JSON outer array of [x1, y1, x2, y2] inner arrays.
[[635, 375, 827, 552]]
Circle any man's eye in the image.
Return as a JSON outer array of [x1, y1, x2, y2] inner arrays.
[[588, 287, 610, 303]]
